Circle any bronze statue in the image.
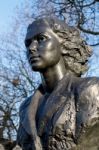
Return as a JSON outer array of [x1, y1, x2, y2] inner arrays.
[[17, 17, 99, 150]]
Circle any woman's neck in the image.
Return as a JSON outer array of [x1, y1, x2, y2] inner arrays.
[[40, 57, 66, 93]]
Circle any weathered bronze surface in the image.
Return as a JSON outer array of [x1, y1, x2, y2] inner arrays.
[[17, 17, 99, 150]]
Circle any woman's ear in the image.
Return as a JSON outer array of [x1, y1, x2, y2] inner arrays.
[[58, 37, 67, 55]]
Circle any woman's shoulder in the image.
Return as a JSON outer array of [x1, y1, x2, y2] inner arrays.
[[76, 76, 99, 96], [19, 84, 44, 118], [74, 76, 99, 126], [73, 76, 99, 106], [19, 95, 33, 122], [71, 75, 98, 90]]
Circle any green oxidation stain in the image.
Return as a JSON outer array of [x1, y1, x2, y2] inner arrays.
[[75, 123, 99, 150]]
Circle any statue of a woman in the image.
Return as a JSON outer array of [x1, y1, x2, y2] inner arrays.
[[17, 17, 99, 150]]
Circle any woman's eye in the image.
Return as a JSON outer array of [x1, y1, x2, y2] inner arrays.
[[38, 35, 47, 43]]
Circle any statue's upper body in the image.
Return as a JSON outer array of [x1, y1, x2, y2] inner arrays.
[[17, 17, 99, 150]]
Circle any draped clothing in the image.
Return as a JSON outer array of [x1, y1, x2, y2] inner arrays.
[[17, 75, 99, 150]]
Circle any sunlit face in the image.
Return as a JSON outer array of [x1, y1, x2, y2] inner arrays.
[[25, 20, 61, 72]]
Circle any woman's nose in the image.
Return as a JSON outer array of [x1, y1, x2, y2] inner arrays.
[[29, 41, 38, 52]]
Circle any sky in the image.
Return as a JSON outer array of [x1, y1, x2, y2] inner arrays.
[[0, 0, 23, 33]]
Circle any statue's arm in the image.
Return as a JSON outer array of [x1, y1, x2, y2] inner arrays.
[[81, 78, 99, 124], [17, 96, 35, 150], [75, 78, 99, 139], [17, 123, 34, 150], [17, 124, 43, 150], [74, 78, 99, 149], [17, 85, 44, 150]]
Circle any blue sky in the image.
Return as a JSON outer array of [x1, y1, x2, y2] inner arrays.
[[0, 0, 23, 33]]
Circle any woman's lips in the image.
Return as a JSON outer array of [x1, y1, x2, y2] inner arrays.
[[29, 55, 40, 63]]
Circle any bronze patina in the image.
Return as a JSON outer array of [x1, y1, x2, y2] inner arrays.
[[17, 17, 99, 150]]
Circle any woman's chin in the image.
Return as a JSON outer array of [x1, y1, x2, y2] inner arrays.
[[31, 64, 45, 72]]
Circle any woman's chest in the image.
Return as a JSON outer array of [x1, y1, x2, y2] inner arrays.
[[36, 85, 99, 138], [36, 91, 76, 137]]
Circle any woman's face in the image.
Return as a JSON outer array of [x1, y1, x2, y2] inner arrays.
[[25, 21, 61, 72]]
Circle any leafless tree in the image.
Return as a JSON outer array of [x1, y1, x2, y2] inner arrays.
[[0, 1, 41, 141]]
